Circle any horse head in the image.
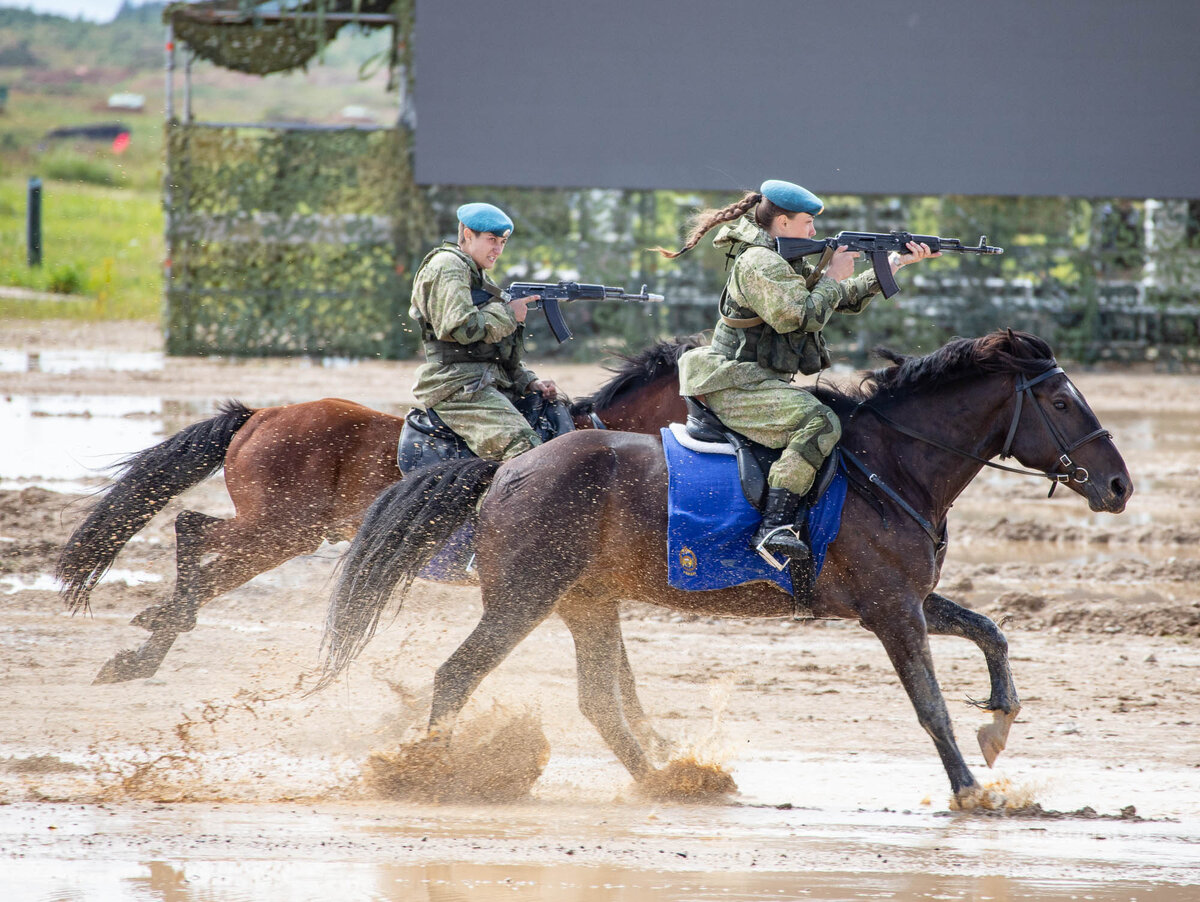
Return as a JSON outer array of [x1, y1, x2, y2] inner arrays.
[[989, 330, 1133, 513], [855, 330, 1133, 515]]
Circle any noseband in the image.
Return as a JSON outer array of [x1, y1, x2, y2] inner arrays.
[[998, 365, 1112, 492]]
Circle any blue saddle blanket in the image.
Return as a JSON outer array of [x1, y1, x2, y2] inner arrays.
[[661, 426, 847, 593], [419, 522, 476, 582]]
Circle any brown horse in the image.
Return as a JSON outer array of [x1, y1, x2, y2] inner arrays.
[[318, 330, 1133, 804], [57, 338, 700, 684]]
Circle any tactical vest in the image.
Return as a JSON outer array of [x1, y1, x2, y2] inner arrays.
[[415, 244, 524, 369], [709, 242, 831, 377]]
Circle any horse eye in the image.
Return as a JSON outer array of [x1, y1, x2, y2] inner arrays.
[[1053, 400, 1067, 410]]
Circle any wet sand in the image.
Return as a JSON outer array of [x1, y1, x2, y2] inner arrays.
[[1, 320, 1198, 900]]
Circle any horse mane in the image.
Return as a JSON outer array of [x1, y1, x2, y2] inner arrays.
[[570, 334, 707, 415], [812, 329, 1057, 414]]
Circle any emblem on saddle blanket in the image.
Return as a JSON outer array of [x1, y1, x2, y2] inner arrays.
[[660, 424, 847, 594]]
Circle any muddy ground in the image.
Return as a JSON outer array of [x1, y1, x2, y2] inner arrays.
[[1, 320, 1198, 900]]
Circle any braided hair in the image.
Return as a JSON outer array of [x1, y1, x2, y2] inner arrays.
[[653, 191, 790, 258]]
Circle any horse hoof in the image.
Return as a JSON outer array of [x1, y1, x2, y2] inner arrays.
[[950, 783, 1008, 811], [977, 708, 1020, 767], [93, 650, 153, 684]]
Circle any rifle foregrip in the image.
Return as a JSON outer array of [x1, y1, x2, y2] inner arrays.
[[541, 299, 573, 343], [871, 250, 900, 299]]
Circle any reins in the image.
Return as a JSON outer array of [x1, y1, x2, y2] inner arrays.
[[838, 450, 947, 552], [860, 364, 1111, 494], [840, 363, 1112, 549]]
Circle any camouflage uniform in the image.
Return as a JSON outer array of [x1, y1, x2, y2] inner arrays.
[[409, 242, 542, 461], [678, 215, 882, 496]]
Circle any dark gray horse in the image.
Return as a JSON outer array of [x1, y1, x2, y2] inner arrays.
[[318, 330, 1133, 805]]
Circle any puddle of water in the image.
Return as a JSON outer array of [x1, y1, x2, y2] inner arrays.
[[0, 799, 1195, 902], [0, 394, 163, 485], [0, 569, 161, 595], [0, 858, 1192, 902], [0, 349, 164, 375], [1103, 410, 1200, 456]]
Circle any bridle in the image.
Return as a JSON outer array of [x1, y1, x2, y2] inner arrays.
[[837, 362, 1113, 552], [858, 363, 1111, 495], [997, 366, 1111, 492], [841, 362, 1113, 550]]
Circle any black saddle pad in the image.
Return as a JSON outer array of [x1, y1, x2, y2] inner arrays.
[[397, 394, 575, 475]]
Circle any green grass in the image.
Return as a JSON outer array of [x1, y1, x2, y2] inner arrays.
[[0, 9, 395, 324], [0, 176, 163, 320]]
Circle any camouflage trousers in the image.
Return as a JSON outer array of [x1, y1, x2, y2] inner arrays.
[[702, 381, 841, 496], [432, 386, 542, 461]]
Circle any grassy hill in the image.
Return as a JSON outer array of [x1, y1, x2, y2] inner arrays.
[[0, 4, 396, 319]]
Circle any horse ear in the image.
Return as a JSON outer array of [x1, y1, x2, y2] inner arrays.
[[872, 345, 905, 366]]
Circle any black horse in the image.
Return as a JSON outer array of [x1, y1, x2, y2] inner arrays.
[[318, 331, 1133, 805]]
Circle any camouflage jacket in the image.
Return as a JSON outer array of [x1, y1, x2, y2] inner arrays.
[[678, 215, 881, 396], [408, 243, 539, 406]]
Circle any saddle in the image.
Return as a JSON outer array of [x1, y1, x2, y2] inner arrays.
[[682, 397, 840, 619], [398, 392, 575, 475], [683, 397, 838, 511]]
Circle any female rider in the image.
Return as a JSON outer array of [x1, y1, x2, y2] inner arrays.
[[658, 180, 938, 564]]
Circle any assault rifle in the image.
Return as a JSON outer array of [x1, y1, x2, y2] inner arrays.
[[775, 231, 1004, 299], [470, 281, 665, 342]]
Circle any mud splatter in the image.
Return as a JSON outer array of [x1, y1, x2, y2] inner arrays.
[[1, 754, 86, 774], [637, 756, 738, 801], [364, 706, 549, 803], [90, 689, 312, 804], [944, 778, 1152, 820], [949, 776, 1040, 812], [947, 781, 1150, 821]]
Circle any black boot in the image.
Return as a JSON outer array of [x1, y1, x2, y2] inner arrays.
[[752, 487, 811, 569]]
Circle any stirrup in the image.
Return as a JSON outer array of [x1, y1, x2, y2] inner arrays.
[[755, 525, 801, 571]]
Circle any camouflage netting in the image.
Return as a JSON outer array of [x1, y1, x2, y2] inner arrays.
[[165, 0, 406, 78], [166, 124, 434, 357]]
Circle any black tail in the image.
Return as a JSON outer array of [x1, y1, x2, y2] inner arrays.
[[316, 457, 500, 689], [56, 400, 255, 612]]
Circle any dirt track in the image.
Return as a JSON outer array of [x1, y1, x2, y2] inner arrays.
[[1, 320, 1198, 899]]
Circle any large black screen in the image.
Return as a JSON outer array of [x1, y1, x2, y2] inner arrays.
[[413, 0, 1199, 198]]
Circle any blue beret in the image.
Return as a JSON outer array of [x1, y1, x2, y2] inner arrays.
[[760, 180, 824, 215], [457, 202, 514, 237]]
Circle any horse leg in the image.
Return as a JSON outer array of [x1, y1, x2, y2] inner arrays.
[[129, 510, 221, 634], [866, 599, 978, 799], [425, 435, 618, 752], [616, 628, 673, 759], [94, 513, 323, 684], [924, 592, 1021, 766], [94, 510, 221, 683], [427, 589, 559, 740], [559, 596, 655, 781]]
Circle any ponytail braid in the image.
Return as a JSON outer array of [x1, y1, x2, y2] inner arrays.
[[653, 191, 763, 259]]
